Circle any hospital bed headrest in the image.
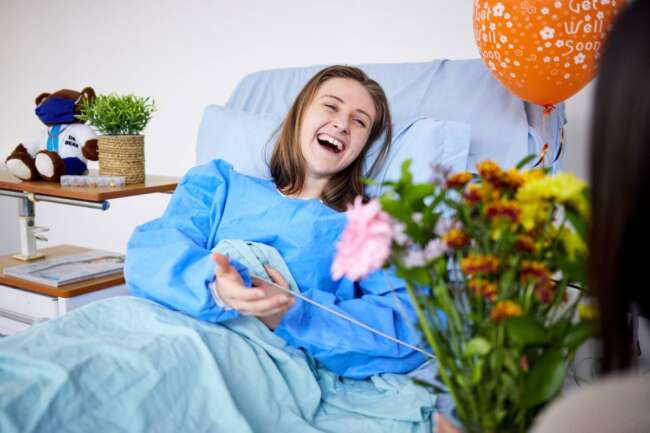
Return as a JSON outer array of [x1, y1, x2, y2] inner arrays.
[[197, 59, 565, 188]]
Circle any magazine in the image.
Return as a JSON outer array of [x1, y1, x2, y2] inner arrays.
[[3, 250, 125, 287]]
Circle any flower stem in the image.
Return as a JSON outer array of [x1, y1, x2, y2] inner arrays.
[[404, 281, 468, 422]]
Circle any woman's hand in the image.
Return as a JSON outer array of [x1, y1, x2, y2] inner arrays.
[[434, 414, 462, 433], [212, 253, 294, 329]]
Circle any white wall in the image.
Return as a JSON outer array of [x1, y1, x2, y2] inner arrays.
[[0, 0, 592, 254]]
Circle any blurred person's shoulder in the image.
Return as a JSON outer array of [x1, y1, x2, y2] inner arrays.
[[531, 372, 650, 433]]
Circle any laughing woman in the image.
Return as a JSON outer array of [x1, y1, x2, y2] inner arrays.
[[125, 65, 427, 379]]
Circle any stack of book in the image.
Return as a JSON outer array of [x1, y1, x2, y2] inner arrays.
[[3, 250, 125, 287]]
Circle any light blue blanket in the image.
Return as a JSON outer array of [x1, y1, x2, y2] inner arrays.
[[0, 296, 440, 433]]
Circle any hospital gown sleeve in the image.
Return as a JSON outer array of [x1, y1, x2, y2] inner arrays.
[[125, 160, 245, 323], [274, 267, 427, 379]]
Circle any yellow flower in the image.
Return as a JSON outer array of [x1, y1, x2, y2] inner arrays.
[[491, 226, 504, 242], [521, 169, 545, 184], [516, 172, 589, 219], [447, 171, 473, 188], [578, 303, 599, 320], [557, 228, 587, 260], [518, 201, 552, 231], [491, 300, 523, 322]]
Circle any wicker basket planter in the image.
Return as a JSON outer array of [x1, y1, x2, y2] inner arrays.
[[97, 135, 145, 184]]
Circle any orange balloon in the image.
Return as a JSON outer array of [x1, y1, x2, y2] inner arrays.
[[473, 0, 627, 106]]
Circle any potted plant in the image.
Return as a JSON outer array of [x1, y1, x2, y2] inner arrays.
[[77, 93, 156, 184], [332, 158, 595, 433]]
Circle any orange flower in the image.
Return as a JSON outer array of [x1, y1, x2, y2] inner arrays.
[[491, 300, 522, 322], [534, 281, 556, 303], [520, 261, 551, 283], [482, 283, 498, 302], [468, 279, 498, 301], [477, 160, 503, 182], [464, 184, 484, 204], [520, 261, 555, 303], [515, 235, 536, 253], [442, 228, 470, 249], [501, 168, 525, 189], [519, 355, 529, 372], [461, 254, 500, 276], [485, 200, 521, 222], [477, 160, 505, 186], [446, 171, 473, 189]]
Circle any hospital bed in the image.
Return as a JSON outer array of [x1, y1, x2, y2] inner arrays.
[[0, 59, 565, 433]]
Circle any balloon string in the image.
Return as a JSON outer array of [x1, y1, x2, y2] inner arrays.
[[534, 144, 550, 168], [553, 126, 565, 163], [533, 104, 556, 168]]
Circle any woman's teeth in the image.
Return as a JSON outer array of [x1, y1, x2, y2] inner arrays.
[[317, 134, 344, 153]]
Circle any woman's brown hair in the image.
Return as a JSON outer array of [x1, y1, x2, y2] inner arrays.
[[270, 65, 392, 212]]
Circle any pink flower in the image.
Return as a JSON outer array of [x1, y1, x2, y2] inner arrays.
[[331, 196, 393, 281]]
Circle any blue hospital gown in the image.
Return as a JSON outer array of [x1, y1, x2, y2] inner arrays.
[[125, 159, 425, 379]]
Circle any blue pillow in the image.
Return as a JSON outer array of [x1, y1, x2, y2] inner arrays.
[[196, 105, 280, 178], [196, 106, 471, 193], [364, 118, 471, 197]]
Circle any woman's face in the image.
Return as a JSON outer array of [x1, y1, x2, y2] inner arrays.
[[298, 77, 377, 181]]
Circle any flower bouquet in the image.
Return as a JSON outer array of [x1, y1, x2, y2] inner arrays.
[[332, 158, 596, 433]]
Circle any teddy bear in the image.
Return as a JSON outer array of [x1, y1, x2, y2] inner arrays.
[[4, 87, 99, 183]]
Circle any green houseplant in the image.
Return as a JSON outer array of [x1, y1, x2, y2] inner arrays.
[[78, 93, 156, 184]]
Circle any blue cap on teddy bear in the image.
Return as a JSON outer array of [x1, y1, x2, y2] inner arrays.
[[35, 96, 78, 124]]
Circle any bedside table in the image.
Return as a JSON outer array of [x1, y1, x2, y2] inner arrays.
[[0, 170, 179, 336]]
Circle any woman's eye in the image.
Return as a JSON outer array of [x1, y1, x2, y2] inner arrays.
[[324, 104, 336, 111], [355, 119, 366, 128]]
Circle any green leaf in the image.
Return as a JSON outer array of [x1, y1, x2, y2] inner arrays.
[[556, 252, 588, 288], [463, 337, 492, 357], [506, 316, 549, 345], [470, 359, 484, 384], [379, 196, 409, 221], [400, 159, 413, 185], [500, 373, 520, 403], [498, 269, 517, 297], [503, 351, 520, 376], [407, 183, 434, 203], [563, 320, 595, 350], [516, 154, 538, 170], [523, 350, 567, 408], [395, 266, 431, 286]]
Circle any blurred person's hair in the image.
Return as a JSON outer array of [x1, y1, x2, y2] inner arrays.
[[588, 0, 650, 373]]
